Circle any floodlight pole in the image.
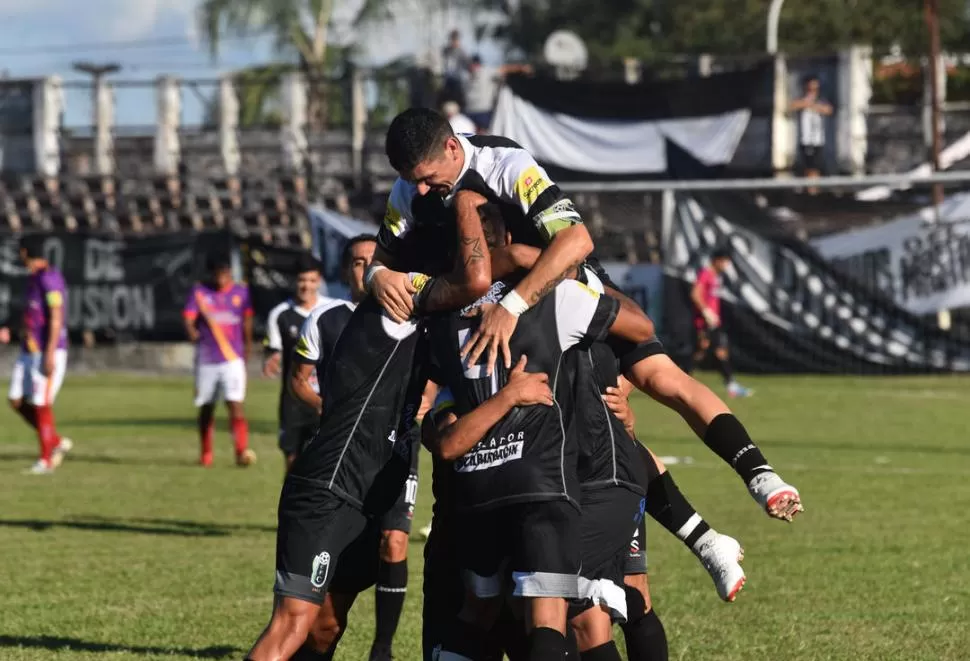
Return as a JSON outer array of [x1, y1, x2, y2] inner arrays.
[[766, 0, 786, 54], [924, 0, 944, 207]]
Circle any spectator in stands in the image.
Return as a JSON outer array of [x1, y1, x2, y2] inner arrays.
[[691, 247, 752, 398], [441, 29, 469, 107], [464, 56, 533, 133], [441, 100, 476, 135], [789, 74, 832, 194]]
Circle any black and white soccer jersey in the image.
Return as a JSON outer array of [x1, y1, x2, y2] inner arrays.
[[427, 278, 619, 512], [378, 134, 583, 261], [267, 297, 352, 433], [289, 298, 428, 516]]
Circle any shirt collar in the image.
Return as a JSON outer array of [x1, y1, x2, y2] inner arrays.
[[444, 133, 474, 204]]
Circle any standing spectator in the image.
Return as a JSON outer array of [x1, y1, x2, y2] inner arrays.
[[465, 56, 532, 133], [441, 29, 469, 107], [789, 74, 833, 194], [442, 100, 476, 135]]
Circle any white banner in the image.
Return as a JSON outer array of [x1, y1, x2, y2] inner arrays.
[[812, 193, 970, 314]]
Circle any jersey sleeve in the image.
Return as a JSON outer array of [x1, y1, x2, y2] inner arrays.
[[495, 150, 583, 243], [41, 271, 65, 308], [182, 285, 199, 319], [241, 285, 254, 317], [264, 302, 286, 352], [294, 311, 322, 364], [553, 280, 620, 351], [376, 178, 417, 261]]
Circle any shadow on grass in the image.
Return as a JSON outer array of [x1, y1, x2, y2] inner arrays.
[[0, 517, 231, 537], [0, 635, 237, 658], [63, 417, 278, 435]]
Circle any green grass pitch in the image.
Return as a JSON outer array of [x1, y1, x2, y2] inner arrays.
[[1, 372, 969, 660]]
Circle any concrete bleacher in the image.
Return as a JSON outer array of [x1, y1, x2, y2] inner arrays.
[[0, 173, 312, 247]]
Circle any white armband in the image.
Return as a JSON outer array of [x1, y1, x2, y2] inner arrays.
[[365, 264, 387, 291], [499, 290, 529, 318]]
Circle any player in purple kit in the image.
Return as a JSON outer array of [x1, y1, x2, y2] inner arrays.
[[182, 253, 257, 467], [0, 235, 73, 475]]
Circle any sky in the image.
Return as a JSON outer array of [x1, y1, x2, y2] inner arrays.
[[0, 0, 504, 128]]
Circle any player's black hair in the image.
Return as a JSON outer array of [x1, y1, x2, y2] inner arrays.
[[206, 252, 231, 273], [478, 203, 506, 249], [19, 234, 45, 259], [295, 252, 322, 275], [711, 246, 731, 261], [471, 54, 482, 66], [385, 108, 455, 174], [341, 234, 377, 273], [803, 73, 820, 86]]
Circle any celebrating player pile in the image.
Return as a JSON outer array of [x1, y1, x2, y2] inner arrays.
[[245, 109, 803, 661]]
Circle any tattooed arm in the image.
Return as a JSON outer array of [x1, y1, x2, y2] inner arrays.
[[419, 190, 492, 313], [508, 224, 593, 305]]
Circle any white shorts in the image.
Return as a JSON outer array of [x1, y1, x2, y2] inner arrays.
[[8, 350, 68, 407], [194, 359, 247, 407]]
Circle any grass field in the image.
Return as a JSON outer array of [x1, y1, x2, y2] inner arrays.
[[1, 371, 969, 661]]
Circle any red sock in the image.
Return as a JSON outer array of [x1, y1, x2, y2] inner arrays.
[[15, 402, 38, 430], [231, 416, 249, 455], [199, 417, 214, 457], [35, 406, 61, 463]]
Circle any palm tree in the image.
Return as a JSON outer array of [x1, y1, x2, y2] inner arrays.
[[197, 0, 388, 130]]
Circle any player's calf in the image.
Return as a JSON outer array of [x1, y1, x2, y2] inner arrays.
[[247, 597, 319, 661]]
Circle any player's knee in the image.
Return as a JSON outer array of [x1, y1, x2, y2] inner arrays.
[[570, 606, 613, 651], [267, 603, 315, 646], [306, 610, 342, 653], [227, 401, 245, 418], [380, 530, 409, 562], [8, 397, 22, 411], [715, 348, 729, 361]]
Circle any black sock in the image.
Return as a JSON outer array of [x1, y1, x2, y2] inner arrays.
[[715, 354, 734, 385], [373, 559, 408, 650], [579, 641, 622, 661], [528, 627, 567, 661], [704, 413, 773, 484], [442, 619, 493, 660], [645, 471, 711, 550], [621, 609, 667, 661], [290, 645, 334, 661], [565, 624, 580, 660]]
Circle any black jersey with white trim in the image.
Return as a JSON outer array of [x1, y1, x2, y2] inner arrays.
[[290, 297, 427, 516], [378, 134, 582, 261], [269, 297, 351, 426], [426, 278, 619, 512]]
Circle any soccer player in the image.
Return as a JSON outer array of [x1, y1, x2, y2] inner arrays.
[[691, 247, 752, 397], [264, 253, 331, 471], [182, 253, 256, 467], [368, 107, 596, 376], [287, 234, 423, 661], [245, 223, 482, 661], [423, 272, 657, 661], [0, 235, 73, 475]]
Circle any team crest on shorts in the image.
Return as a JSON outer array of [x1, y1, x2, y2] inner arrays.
[[310, 551, 331, 589]]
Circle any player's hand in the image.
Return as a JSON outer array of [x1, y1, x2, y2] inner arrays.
[[0, 327, 10, 344], [702, 308, 720, 329], [503, 356, 553, 407], [461, 302, 518, 376], [603, 385, 636, 438], [371, 268, 416, 323], [42, 351, 55, 377], [262, 353, 281, 378]]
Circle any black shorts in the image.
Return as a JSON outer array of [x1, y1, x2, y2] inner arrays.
[[573, 487, 645, 621], [800, 144, 823, 171], [697, 326, 728, 354], [279, 399, 318, 456], [274, 476, 382, 604], [422, 514, 463, 661], [624, 519, 647, 576], [459, 500, 581, 600]]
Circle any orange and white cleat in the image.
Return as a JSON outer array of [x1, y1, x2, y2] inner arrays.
[[748, 472, 803, 522], [693, 531, 746, 602]]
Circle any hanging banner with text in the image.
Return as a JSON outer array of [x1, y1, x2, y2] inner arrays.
[[0, 232, 209, 342]]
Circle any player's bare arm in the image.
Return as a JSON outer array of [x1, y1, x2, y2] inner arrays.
[[464, 224, 593, 374], [419, 190, 493, 313], [262, 351, 281, 378], [289, 361, 322, 415], [368, 245, 417, 323], [0, 327, 10, 344], [424, 356, 552, 461], [44, 303, 64, 377]]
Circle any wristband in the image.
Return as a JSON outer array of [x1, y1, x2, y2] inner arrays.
[[365, 264, 387, 290], [499, 290, 529, 318]]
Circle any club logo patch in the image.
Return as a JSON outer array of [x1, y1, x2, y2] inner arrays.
[[310, 551, 331, 589], [288, 325, 299, 338]]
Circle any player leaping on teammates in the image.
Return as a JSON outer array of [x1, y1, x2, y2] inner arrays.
[[182, 253, 257, 467], [0, 235, 73, 475]]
